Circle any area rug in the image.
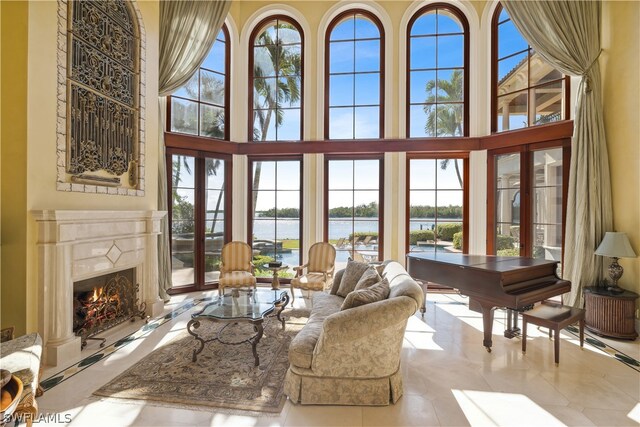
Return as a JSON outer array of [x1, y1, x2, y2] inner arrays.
[[93, 308, 309, 413]]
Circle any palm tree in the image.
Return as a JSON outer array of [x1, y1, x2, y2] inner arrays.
[[423, 70, 464, 188], [423, 69, 464, 138], [439, 158, 463, 189], [204, 158, 224, 234], [251, 22, 302, 215]]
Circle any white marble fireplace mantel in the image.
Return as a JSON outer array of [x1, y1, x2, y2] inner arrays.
[[32, 210, 166, 368]]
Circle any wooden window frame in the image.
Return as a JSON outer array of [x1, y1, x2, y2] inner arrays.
[[406, 3, 470, 139], [248, 16, 305, 142], [405, 153, 470, 255], [490, 4, 570, 133], [324, 9, 385, 140], [486, 139, 571, 259], [247, 155, 304, 284], [324, 154, 385, 261], [167, 24, 231, 141], [166, 148, 233, 295]]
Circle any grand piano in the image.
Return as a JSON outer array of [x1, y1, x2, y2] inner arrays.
[[406, 252, 571, 352]]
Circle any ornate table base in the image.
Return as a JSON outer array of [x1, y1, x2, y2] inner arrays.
[[186, 290, 290, 366]]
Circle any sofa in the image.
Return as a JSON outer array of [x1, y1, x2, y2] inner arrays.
[[284, 260, 423, 406]]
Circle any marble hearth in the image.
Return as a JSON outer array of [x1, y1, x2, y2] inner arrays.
[[32, 210, 166, 368]]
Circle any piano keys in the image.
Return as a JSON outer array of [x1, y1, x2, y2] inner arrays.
[[406, 252, 571, 352]]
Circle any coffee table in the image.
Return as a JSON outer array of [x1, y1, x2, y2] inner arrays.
[[186, 288, 289, 366]]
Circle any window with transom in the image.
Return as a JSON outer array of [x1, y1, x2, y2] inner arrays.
[[250, 17, 304, 142], [407, 5, 468, 138], [326, 10, 384, 140]]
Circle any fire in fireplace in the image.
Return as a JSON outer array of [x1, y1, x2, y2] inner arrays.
[[73, 269, 147, 349]]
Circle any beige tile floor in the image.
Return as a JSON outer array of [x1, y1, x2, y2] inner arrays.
[[38, 291, 640, 427]]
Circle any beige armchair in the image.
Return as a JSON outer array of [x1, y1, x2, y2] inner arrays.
[[290, 242, 336, 302], [218, 241, 256, 296]]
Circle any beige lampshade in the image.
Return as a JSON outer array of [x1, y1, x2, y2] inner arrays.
[[595, 232, 637, 258]]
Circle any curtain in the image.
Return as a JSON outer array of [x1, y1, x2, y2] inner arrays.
[[158, 0, 232, 299], [159, 0, 231, 96], [501, 0, 613, 307]]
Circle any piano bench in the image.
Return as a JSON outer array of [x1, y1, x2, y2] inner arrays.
[[521, 302, 585, 365]]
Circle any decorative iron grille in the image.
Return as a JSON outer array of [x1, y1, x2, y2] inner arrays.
[[66, 0, 140, 184]]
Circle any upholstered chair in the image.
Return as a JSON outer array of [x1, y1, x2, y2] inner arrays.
[[290, 242, 336, 302], [218, 241, 256, 296]]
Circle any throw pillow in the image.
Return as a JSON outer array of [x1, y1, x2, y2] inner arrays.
[[336, 258, 370, 297], [354, 267, 381, 290], [373, 263, 385, 277], [341, 278, 390, 310]]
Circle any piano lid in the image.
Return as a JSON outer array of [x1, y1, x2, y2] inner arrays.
[[406, 252, 559, 273]]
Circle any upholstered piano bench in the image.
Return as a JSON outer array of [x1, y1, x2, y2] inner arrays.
[[521, 302, 585, 365]]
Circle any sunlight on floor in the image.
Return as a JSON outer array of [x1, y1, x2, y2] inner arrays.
[[403, 331, 444, 351], [452, 389, 566, 427], [404, 316, 443, 350], [210, 414, 261, 427], [628, 402, 640, 424]]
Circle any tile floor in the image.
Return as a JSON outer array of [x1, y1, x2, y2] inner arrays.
[[37, 290, 640, 427]]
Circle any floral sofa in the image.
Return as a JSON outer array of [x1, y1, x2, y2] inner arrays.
[[284, 260, 423, 406]]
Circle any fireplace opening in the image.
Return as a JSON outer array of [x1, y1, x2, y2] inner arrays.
[[73, 269, 147, 349]]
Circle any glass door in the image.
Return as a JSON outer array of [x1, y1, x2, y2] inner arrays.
[[169, 150, 231, 293]]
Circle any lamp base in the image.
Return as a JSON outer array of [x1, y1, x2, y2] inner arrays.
[[607, 257, 624, 292]]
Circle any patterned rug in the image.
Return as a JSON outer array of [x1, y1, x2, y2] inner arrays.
[[94, 309, 308, 413]]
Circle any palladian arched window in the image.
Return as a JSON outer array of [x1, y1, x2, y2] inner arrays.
[[407, 5, 469, 138], [325, 10, 384, 140], [249, 16, 304, 142], [492, 4, 568, 132]]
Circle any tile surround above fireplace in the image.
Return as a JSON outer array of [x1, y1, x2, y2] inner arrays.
[[32, 210, 166, 368]]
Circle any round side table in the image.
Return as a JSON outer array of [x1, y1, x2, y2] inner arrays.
[[583, 286, 638, 340], [267, 265, 288, 290]]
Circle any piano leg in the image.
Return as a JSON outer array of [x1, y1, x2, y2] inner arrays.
[[504, 309, 521, 338], [479, 303, 496, 352]]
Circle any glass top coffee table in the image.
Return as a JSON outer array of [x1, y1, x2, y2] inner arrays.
[[186, 288, 289, 366]]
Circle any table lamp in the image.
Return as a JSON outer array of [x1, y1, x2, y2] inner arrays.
[[595, 232, 637, 293]]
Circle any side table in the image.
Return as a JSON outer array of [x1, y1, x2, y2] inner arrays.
[[267, 265, 288, 290], [584, 286, 638, 340]]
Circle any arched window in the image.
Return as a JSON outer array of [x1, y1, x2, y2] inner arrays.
[[492, 4, 568, 132], [407, 5, 468, 138], [170, 25, 230, 140], [325, 10, 384, 140], [249, 17, 304, 142]]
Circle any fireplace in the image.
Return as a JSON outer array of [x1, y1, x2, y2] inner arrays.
[[73, 269, 147, 349], [33, 210, 166, 368]]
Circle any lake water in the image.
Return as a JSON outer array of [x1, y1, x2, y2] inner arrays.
[[250, 218, 461, 240], [254, 217, 460, 267]]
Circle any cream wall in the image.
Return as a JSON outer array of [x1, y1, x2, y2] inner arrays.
[[1, 1, 29, 335], [602, 1, 640, 297], [0, 0, 160, 334]]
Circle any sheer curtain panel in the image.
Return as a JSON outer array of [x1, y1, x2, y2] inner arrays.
[[501, 0, 613, 307]]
